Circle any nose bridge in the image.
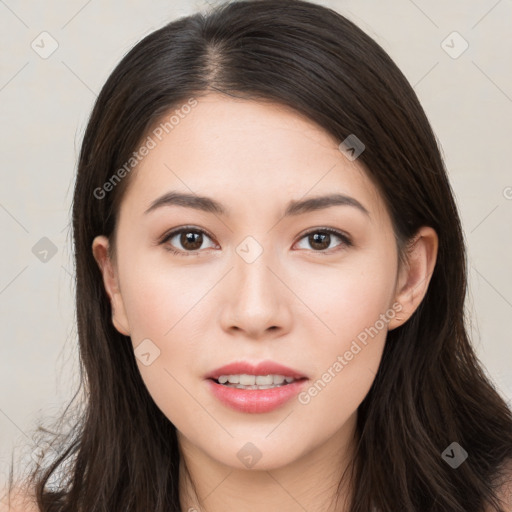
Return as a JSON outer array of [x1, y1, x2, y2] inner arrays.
[[234, 233, 278, 305], [224, 233, 288, 335]]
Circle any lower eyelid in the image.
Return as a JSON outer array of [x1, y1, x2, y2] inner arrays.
[[295, 230, 351, 251], [161, 227, 351, 254], [162, 229, 217, 252]]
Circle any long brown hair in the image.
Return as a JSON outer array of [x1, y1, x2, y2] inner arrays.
[[6, 0, 512, 510]]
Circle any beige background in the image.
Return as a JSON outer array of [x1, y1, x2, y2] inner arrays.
[[1, 0, 511, 490]]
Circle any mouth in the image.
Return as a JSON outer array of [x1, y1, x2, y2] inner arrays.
[[204, 359, 308, 382], [210, 374, 308, 390], [205, 376, 309, 414], [204, 360, 309, 413]]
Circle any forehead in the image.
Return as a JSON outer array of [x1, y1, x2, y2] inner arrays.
[[119, 93, 388, 223]]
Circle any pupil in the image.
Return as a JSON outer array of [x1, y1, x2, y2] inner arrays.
[[182, 231, 202, 250], [311, 232, 329, 250]]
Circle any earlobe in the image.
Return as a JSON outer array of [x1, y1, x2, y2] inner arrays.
[[91, 235, 131, 336], [388, 226, 438, 330]]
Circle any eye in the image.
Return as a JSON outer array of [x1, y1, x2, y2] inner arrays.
[[159, 226, 352, 256], [160, 226, 218, 256], [295, 228, 352, 253]]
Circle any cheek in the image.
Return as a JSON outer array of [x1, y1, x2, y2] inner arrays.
[[116, 255, 218, 420], [295, 310, 388, 444], [292, 253, 395, 422], [295, 251, 397, 348], [119, 253, 214, 342], [120, 269, 204, 431]]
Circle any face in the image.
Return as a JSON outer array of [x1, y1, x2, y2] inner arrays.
[[93, 93, 436, 472]]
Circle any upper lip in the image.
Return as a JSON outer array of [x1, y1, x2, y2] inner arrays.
[[205, 360, 308, 380]]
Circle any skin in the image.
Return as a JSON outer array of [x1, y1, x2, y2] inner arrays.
[[92, 93, 438, 511]]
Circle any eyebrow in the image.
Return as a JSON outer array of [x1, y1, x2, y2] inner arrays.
[[144, 191, 370, 218]]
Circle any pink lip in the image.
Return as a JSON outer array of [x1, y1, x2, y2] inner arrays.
[[205, 378, 308, 414], [204, 360, 308, 414], [204, 360, 307, 380]]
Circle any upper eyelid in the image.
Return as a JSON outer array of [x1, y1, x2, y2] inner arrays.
[[161, 226, 351, 248], [161, 226, 216, 244]]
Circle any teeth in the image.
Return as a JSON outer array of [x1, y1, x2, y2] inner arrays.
[[240, 374, 256, 386], [216, 374, 297, 386], [255, 375, 273, 385], [232, 384, 280, 390]]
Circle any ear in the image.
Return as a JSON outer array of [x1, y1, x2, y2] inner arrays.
[[91, 235, 131, 336], [388, 226, 438, 330]]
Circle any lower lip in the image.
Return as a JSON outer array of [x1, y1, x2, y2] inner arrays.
[[206, 378, 308, 414]]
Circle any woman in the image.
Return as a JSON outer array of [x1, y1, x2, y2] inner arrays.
[[4, 0, 512, 510]]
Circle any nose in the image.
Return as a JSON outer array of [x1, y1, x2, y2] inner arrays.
[[219, 242, 293, 340]]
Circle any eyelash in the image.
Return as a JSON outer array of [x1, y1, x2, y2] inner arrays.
[[159, 225, 353, 257]]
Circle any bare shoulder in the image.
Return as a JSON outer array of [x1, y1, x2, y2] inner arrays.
[[0, 485, 39, 512]]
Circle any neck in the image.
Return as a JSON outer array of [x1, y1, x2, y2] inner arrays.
[[178, 412, 358, 512]]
